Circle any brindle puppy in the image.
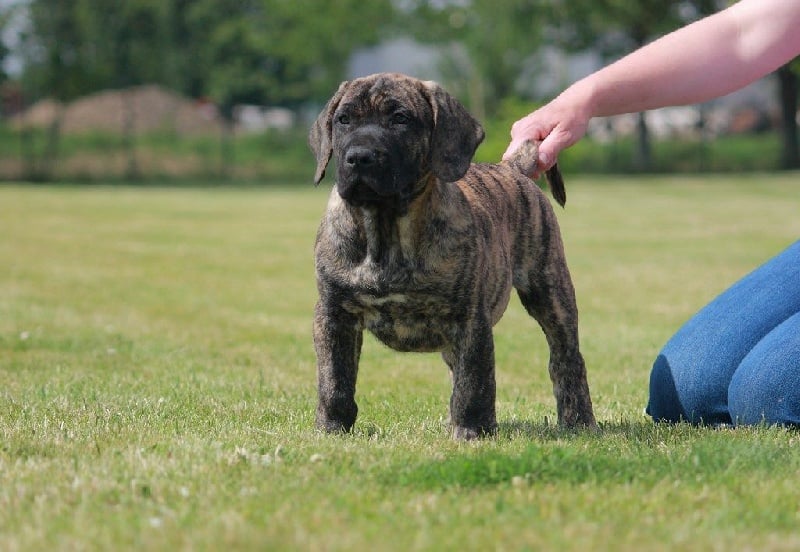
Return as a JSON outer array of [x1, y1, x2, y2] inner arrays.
[[309, 72, 595, 439]]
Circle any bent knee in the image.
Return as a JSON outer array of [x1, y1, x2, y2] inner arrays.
[[729, 312, 800, 427], [729, 379, 800, 426], [647, 354, 731, 425]]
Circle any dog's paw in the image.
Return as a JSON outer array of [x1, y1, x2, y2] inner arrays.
[[315, 400, 357, 434], [315, 416, 355, 434], [452, 423, 497, 441], [557, 407, 598, 430]]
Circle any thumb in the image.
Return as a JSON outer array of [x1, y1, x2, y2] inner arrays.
[[536, 149, 552, 171], [536, 131, 570, 171]]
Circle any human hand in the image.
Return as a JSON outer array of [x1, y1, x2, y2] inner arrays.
[[502, 92, 591, 178]]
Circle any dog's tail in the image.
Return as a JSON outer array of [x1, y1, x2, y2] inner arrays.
[[504, 140, 567, 207]]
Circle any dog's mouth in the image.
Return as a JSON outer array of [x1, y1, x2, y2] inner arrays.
[[338, 175, 378, 200], [337, 172, 400, 207]]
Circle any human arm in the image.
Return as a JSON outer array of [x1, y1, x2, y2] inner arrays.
[[503, 0, 800, 172]]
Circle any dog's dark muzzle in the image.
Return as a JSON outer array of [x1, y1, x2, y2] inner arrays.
[[344, 145, 378, 171], [337, 142, 395, 205]]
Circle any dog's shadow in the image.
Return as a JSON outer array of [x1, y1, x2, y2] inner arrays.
[[495, 417, 662, 441], [384, 418, 748, 490], [497, 418, 597, 440]]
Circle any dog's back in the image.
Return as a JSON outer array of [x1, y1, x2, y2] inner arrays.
[[450, 142, 571, 321]]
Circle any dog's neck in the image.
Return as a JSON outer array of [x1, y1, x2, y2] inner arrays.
[[360, 207, 408, 267], [358, 176, 437, 267]]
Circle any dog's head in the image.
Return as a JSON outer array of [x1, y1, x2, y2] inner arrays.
[[309, 73, 485, 212]]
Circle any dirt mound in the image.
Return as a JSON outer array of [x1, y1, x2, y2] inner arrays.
[[12, 85, 224, 136]]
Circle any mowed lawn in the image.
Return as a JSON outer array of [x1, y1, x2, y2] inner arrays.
[[2, 174, 799, 551]]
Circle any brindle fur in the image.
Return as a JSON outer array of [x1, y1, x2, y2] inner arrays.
[[309, 73, 595, 439]]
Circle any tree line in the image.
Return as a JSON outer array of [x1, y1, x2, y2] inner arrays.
[[2, 0, 399, 111], [0, 0, 797, 174]]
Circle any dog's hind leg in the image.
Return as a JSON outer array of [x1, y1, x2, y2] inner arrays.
[[516, 256, 596, 428]]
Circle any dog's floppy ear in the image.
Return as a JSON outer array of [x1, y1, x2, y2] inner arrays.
[[309, 81, 349, 185], [423, 81, 485, 183]]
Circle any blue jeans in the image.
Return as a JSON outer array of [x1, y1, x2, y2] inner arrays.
[[646, 240, 800, 427]]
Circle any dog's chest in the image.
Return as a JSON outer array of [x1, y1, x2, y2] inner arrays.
[[319, 195, 488, 352], [350, 282, 458, 351], [332, 244, 461, 351]]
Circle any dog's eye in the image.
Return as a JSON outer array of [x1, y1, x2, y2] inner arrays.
[[336, 114, 350, 125], [391, 112, 410, 125]]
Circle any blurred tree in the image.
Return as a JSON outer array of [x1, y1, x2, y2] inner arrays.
[[184, 0, 395, 176], [21, 1, 167, 95], [17, 0, 172, 179], [165, 0, 208, 98], [401, 0, 549, 121], [184, 0, 395, 111], [547, 0, 720, 170], [18, 0, 394, 109], [21, 2, 87, 101], [15, 0, 396, 179], [17, 1, 87, 179], [117, 1, 167, 178], [0, 7, 10, 86], [88, 0, 169, 178]]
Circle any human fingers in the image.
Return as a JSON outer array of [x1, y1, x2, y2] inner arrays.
[[502, 114, 551, 161], [534, 117, 590, 174]]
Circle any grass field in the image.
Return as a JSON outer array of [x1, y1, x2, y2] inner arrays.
[[2, 174, 800, 551]]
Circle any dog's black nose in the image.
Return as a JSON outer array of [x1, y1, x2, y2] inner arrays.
[[345, 146, 377, 168]]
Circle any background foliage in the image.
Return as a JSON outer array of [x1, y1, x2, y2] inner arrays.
[[11, 0, 394, 108], [0, 0, 797, 180]]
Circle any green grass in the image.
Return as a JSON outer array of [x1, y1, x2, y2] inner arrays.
[[2, 174, 800, 550]]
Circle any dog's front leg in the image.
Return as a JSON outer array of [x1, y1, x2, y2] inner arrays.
[[444, 317, 498, 440], [313, 301, 363, 433]]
